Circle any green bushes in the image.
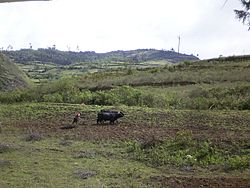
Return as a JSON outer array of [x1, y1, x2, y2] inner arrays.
[[239, 97, 250, 110], [0, 89, 38, 103], [43, 93, 63, 103], [225, 156, 250, 171], [184, 85, 250, 110], [0, 79, 249, 110], [0, 85, 163, 107], [126, 131, 250, 171]]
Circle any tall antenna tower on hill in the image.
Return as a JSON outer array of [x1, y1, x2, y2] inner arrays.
[[177, 36, 181, 53]]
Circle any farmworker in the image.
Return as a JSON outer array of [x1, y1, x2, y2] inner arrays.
[[72, 112, 81, 124]]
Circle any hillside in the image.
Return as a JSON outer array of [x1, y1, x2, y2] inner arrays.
[[0, 55, 249, 187], [74, 55, 250, 90], [1, 55, 249, 110], [2, 48, 199, 65], [0, 53, 30, 91]]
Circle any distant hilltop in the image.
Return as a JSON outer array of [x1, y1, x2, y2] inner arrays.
[[2, 48, 199, 65]]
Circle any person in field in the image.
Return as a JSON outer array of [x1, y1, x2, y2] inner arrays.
[[72, 112, 81, 124]]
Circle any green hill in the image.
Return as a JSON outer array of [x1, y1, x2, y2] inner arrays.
[[1, 55, 249, 110], [2, 48, 199, 83], [2, 48, 199, 65], [0, 53, 30, 91]]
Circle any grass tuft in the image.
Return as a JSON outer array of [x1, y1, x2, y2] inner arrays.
[[25, 133, 42, 142], [0, 143, 12, 153], [74, 169, 97, 179]]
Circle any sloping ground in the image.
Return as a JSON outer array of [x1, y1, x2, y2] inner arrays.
[[0, 53, 30, 91], [76, 57, 250, 91]]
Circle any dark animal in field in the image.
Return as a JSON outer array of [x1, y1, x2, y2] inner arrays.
[[97, 110, 124, 124]]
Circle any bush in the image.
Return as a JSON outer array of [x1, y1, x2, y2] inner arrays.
[[77, 90, 93, 104], [43, 93, 63, 103], [239, 97, 250, 110], [112, 86, 142, 106], [91, 91, 119, 105], [225, 156, 250, 171]]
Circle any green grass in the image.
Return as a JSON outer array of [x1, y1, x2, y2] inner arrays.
[[0, 135, 160, 187]]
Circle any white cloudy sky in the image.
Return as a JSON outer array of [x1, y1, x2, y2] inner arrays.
[[0, 0, 249, 59]]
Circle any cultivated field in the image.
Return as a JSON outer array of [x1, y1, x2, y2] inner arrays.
[[0, 103, 249, 187]]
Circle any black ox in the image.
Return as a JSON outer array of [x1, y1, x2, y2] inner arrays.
[[97, 110, 124, 124]]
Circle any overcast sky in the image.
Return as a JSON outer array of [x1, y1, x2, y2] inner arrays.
[[0, 0, 249, 59]]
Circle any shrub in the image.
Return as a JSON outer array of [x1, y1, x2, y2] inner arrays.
[[77, 90, 93, 104], [91, 91, 119, 105], [112, 86, 142, 106], [239, 97, 250, 110], [225, 156, 250, 171], [43, 93, 63, 103]]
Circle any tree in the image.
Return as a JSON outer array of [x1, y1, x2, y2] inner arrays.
[[234, 0, 250, 30]]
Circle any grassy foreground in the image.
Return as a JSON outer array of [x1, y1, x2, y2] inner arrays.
[[0, 103, 249, 187]]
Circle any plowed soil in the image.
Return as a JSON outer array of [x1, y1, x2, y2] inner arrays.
[[9, 110, 250, 188], [14, 111, 250, 143]]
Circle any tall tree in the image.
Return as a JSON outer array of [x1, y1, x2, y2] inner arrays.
[[234, 0, 250, 30]]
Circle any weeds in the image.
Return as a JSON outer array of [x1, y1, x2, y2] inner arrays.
[[0, 143, 12, 153], [74, 170, 97, 179], [73, 151, 96, 159], [25, 133, 42, 142], [0, 160, 11, 167], [127, 131, 250, 171]]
